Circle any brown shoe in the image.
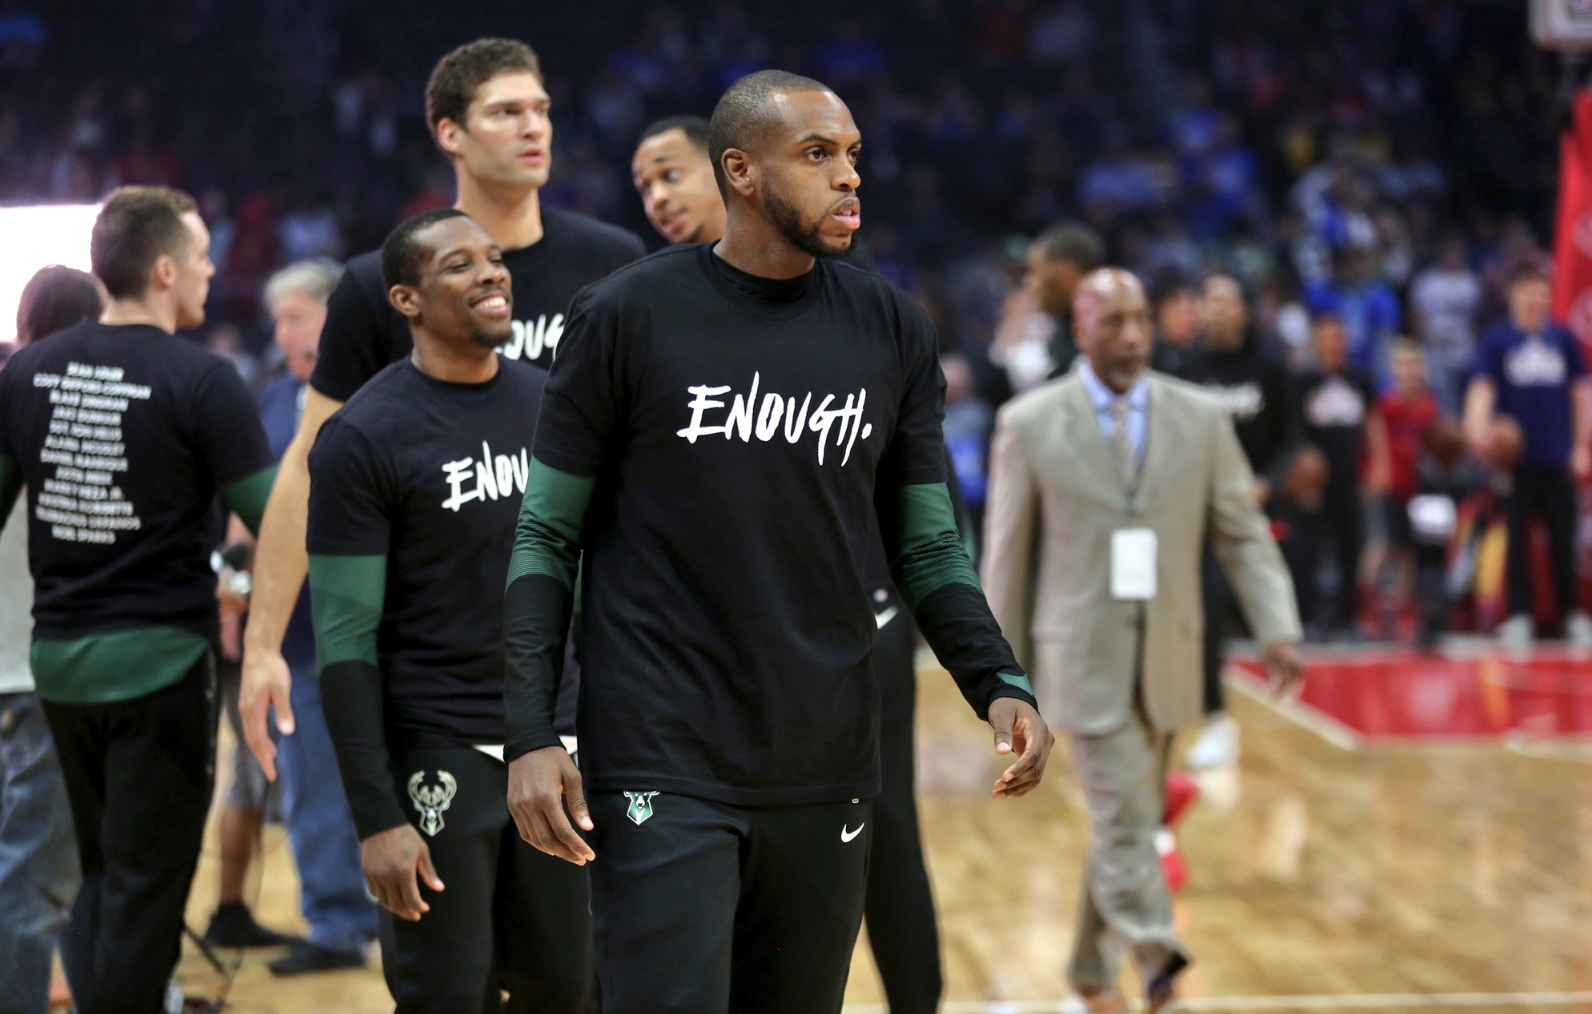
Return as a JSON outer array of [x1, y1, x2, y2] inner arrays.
[[1147, 957, 1187, 1012]]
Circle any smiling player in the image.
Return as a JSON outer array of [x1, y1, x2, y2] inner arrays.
[[307, 209, 589, 1013]]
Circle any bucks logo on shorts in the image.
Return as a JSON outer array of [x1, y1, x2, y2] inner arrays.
[[408, 770, 457, 837], [623, 791, 659, 826]]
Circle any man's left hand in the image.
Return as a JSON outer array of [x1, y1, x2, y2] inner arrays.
[[989, 697, 1053, 799], [1262, 641, 1305, 700]]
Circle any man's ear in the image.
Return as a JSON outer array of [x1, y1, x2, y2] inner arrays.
[[720, 148, 756, 198], [150, 253, 176, 292], [388, 284, 422, 321], [435, 117, 465, 159]]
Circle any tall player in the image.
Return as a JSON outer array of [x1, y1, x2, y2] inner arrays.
[[240, 38, 644, 770], [509, 71, 1052, 1014], [628, 113, 944, 1014]]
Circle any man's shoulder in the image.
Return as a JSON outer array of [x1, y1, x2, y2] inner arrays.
[[332, 360, 409, 427], [576, 244, 699, 303], [498, 356, 549, 396], [1150, 372, 1230, 423], [999, 373, 1077, 430], [542, 207, 646, 261]]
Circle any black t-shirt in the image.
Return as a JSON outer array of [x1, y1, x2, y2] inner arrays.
[[1179, 337, 1298, 481], [536, 244, 948, 805], [1297, 366, 1375, 492], [309, 207, 645, 402], [306, 357, 546, 747], [0, 322, 273, 640]]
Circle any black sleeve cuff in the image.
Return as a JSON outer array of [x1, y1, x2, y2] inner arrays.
[[319, 660, 409, 840], [911, 582, 1035, 721]]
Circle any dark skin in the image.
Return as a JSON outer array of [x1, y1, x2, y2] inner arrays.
[[360, 214, 516, 921], [508, 89, 1053, 866], [713, 88, 863, 278], [720, 94, 1054, 796], [1077, 269, 1305, 699]]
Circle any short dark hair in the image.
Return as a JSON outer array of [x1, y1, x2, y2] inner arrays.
[[381, 208, 471, 290], [426, 38, 543, 140], [17, 266, 104, 344], [708, 70, 833, 192], [638, 115, 711, 153], [1149, 271, 1196, 307], [1033, 223, 1104, 271], [1509, 262, 1550, 288], [90, 185, 198, 299]]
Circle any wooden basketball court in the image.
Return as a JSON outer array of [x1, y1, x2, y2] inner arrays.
[[170, 646, 1592, 1013]]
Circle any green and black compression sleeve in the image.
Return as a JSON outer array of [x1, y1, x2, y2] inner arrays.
[[308, 553, 406, 840], [878, 481, 1038, 720], [221, 464, 278, 536], [503, 458, 595, 762], [0, 456, 20, 528]]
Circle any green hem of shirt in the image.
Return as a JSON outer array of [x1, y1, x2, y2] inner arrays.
[[32, 627, 209, 704]]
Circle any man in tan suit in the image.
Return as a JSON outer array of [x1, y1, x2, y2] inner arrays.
[[982, 269, 1303, 1013]]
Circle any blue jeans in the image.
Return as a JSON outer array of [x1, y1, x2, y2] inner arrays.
[[0, 693, 79, 1014], [277, 665, 376, 950]]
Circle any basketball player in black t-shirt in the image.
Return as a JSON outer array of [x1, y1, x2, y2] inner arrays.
[[630, 113, 944, 1014], [241, 38, 644, 776], [509, 71, 1052, 1014], [0, 187, 276, 1014], [309, 209, 588, 1013]]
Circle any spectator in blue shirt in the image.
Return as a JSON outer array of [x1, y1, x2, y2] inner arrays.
[[256, 260, 380, 975], [1463, 265, 1592, 646], [1304, 246, 1401, 383]]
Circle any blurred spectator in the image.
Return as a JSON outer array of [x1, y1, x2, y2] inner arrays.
[[1375, 340, 1439, 633], [1022, 222, 1104, 378], [251, 259, 379, 976], [1411, 418, 1483, 646], [1304, 246, 1401, 381], [1409, 236, 1481, 414], [0, 264, 104, 1014], [941, 351, 993, 536], [1464, 267, 1592, 646], [1149, 275, 1199, 377], [1292, 313, 1389, 637]]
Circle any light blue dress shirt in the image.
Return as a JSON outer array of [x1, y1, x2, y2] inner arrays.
[[1078, 360, 1149, 469]]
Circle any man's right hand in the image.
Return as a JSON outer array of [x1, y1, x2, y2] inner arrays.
[[361, 824, 444, 922], [240, 644, 294, 781], [508, 745, 595, 865]]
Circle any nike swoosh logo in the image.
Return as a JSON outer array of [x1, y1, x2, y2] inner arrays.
[[873, 606, 899, 630], [841, 824, 865, 843]]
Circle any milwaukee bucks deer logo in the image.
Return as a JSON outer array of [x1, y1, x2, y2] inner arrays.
[[623, 791, 659, 826], [408, 770, 457, 837]]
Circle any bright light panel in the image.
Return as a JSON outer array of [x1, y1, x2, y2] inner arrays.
[[0, 203, 100, 346]]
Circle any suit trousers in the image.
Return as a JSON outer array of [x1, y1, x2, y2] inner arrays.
[[1066, 719, 1190, 995]]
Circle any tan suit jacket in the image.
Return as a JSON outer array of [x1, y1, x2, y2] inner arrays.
[[981, 371, 1300, 736]]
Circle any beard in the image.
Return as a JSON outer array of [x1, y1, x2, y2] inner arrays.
[[471, 326, 507, 349], [764, 186, 849, 259]]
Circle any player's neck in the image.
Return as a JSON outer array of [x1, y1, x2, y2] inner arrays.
[[410, 338, 499, 385], [100, 297, 177, 334], [714, 217, 814, 280], [455, 176, 544, 251]]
